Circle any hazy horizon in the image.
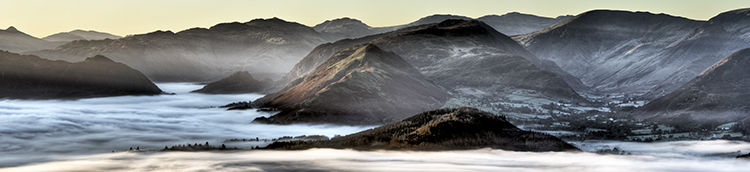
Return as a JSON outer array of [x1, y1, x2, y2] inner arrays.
[[1, 0, 749, 38]]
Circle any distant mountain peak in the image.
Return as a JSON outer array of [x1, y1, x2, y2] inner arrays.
[[42, 29, 122, 42], [415, 14, 472, 21], [245, 17, 313, 31], [421, 14, 471, 19], [329, 17, 364, 23], [84, 55, 115, 62], [148, 30, 175, 35], [313, 17, 375, 39], [248, 17, 290, 24], [502, 12, 536, 17], [5, 26, 18, 32], [405, 14, 473, 27], [315, 17, 369, 27], [572, 9, 695, 22], [707, 8, 750, 31]]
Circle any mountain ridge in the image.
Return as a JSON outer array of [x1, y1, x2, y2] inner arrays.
[[0, 51, 162, 99], [518, 9, 708, 100], [42, 30, 122, 43], [252, 44, 450, 125], [634, 48, 750, 132], [30, 17, 337, 82]]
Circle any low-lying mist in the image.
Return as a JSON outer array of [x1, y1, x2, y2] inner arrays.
[[0, 83, 373, 167], [4, 140, 750, 172]]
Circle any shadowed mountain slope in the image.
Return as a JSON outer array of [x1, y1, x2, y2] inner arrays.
[[0, 51, 162, 99], [634, 48, 750, 133], [520, 9, 750, 101], [252, 45, 449, 125], [270, 20, 587, 122]]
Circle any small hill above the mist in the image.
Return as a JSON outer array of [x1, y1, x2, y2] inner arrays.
[[265, 107, 579, 151], [192, 71, 270, 94]]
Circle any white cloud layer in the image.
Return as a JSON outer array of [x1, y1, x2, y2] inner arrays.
[[4, 140, 750, 172], [0, 83, 372, 167]]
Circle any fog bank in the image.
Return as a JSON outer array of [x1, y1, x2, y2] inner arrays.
[[5, 140, 750, 172], [0, 83, 372, 167]]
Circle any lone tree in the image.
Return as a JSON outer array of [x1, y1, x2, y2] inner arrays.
[[221, 144, 226, 150]]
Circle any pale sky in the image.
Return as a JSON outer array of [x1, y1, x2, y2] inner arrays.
[[1, 0, 749, 38]]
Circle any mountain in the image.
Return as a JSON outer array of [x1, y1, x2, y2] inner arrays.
[[312, 13, 571, 42], [313, 18, 383, 39], [399, 14, 473, 28], [265, 107, 578, 151], [311, 14, 473, 40], [42, 30, 122, 43], [276, 19, 587, 121], [642, 8, 750, 98], [0, 51, 162, 99], [519, 10, 707, 100], [252, 45, 450, 125], [634, 48, 750, 132], [192, 71, 270, 94], [30, 18, 336, 82], [478, 12, 573, 36], [0, 26, 59, 53]]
